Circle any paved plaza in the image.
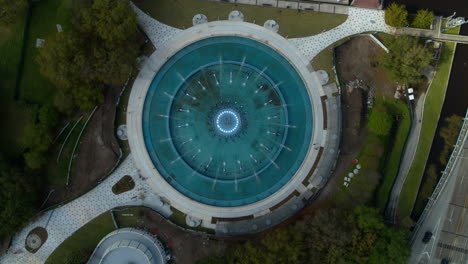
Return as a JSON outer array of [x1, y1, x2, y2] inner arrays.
[[1, 3, 396, 263]]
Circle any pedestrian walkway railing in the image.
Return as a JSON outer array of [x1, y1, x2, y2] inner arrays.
[[411, 109, 468, 244]]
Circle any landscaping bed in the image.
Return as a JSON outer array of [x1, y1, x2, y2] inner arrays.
[[112, 175, 135, 194], [333, 36, 412, 209]]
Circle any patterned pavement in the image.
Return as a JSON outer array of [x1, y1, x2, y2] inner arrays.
[[1, 4, 395, 264], [0, 156, 172, 264], [290, 7, 395, 61]]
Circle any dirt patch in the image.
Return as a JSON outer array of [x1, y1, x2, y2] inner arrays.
[[112, 175, 135, 195], [45, 86, 121, 206], [336, 36, 396, 98], [286, 37, 398, 219], [128, 209, 240, 264]]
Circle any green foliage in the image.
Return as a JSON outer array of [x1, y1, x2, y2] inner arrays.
[[397, 42, 456, 221], [295, 209, 350, 264], [413, 164, 438, 217], [63, 250, 88, 264], [380, 36, 432, 84], [368, 109, 393, 136], [24, 149, 49, 169], [39, 105, 59, 128], [412, 9, 434, 29], [195, 256, 228, 264], [37, 0, 138, 110], [439, 114, 463, 165], [368, 227, 411, 264], [0, 0, 28, 25], [21, 104, 59, 169], [230, 229, 304, 264], [80, 0, 137, 43], [385, 3, 408, 28], [0, 156, 38, 240], [225, 206, 410, 264], [376, 100, 411, 210]]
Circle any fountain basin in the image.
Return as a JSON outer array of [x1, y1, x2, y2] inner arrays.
[[143, 36, 312, 207], [128, 21, 325, 219]]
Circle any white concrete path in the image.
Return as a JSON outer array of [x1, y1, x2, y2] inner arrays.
[[1, 4, 397, 264], [290, 7, 395, 61], [0, 155, 172, 264]]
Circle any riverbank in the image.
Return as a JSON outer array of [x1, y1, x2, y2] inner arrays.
[[396, 41, 457, 222]]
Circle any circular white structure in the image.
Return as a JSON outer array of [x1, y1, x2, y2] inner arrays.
[[192, 14, 208, 26], [316, 70, 330, 85], [127, 21, 326, 222], [26, 234, 42, 250], [264, 20, 280, 33], [88, 228, 167, 264], [117, 125, 128, 140], [228, 10, 244, 21]]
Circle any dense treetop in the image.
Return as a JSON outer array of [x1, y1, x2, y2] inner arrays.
[[385, 3, 408, 28], [38, 0, 139, 110], [198, 206, 411, 264], [412, 9, 434, 29], [0, 0, 28, 26], [380, 36, 432, 84]]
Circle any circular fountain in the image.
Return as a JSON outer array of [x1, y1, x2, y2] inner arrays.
[[128, 21, 325, 221]]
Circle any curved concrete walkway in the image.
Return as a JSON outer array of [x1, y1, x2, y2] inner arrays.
[[1, 4, 395, 264], [0, 155, 172, 264], [290, 7, 395, 60]]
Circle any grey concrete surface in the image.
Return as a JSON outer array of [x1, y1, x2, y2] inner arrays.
[[410, 113, 468, 264]]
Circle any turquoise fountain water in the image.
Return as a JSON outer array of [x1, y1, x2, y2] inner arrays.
[[143, 36, 313, 207]]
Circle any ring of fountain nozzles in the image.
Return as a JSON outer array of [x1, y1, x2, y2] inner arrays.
[[192, 11, 278, 32]]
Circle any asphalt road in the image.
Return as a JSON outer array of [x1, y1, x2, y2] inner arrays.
[[410, 128, 468, 264]]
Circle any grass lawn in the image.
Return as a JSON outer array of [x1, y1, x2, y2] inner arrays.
[[0, 102, 37, 158], [334, 98, 411, 210], [114, 207, 145, 227], [112, 175, 135, 194], [169, 207, 215, 234], [45, 211, 115, 264], [311, 37, 350, 86], [19, 0, 73, 104], [376, 100, 411, 209], [134, 0, 347, 38], [441, 19, 460, 35], [0, 10, 26, 100], [0, 9, 33, 159], [396, 42, 456, 221]]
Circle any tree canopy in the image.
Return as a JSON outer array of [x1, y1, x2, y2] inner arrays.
[[198, 206, 411, 264], [37, 0, 139, 111], [439, 114, 463, 165], [0, 0, 28, 26], [0, 156, 38, 240], [385, 3, 408, 28], [380, 36, 432, 84], [412, 9, 434, 29]]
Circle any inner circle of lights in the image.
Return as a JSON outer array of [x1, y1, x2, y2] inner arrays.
[[215, 109, 241, 135]]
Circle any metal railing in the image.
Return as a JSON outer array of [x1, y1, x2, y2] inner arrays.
[[411, 109, 468, 244]]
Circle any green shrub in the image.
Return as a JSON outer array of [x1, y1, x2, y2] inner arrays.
[[412, 9, 434, 29], [368, 110, 393, 136], [385, 3, 408, 28]]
